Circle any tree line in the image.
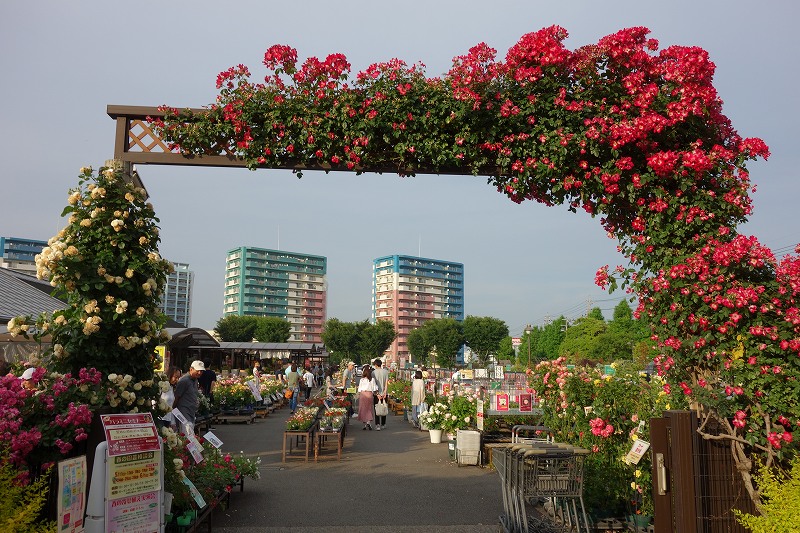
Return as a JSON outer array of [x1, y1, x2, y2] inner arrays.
[[214, 300, 650, 368]]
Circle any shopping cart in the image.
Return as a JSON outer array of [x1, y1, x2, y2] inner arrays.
[[495, 440, 591, 533]]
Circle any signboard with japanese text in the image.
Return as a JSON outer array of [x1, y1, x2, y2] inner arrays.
[[624, 439, 651, 465], [57, 456, 86, 533], [476, 397, 484, 431], [107, 451, 161, 500], [495, 392, 509, 411], [101, 414, 160, 457], [519, 393, 533, 412], [106, 490, 160, 532]]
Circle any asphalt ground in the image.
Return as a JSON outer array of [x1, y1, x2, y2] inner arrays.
[[202, 394, 504, 533]]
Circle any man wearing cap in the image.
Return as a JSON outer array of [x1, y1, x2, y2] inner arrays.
[[173, 360, 204, 431]]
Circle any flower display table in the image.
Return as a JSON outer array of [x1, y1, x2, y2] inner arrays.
[[282, 421, 318, 462], [388, 398, 405, 416], [167, 475, 245, 533], [315, 421, 347, 462], [217, 409, 256, 424]]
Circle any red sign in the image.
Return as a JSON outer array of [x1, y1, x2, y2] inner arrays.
[[101, 413, 160, 457], [519, 393, 532, 412], [495, 393, 509, 411]]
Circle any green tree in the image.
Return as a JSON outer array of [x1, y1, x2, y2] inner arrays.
[[594, 301, 650, 362], [321, 318, 361, 365], [588, 307, 605, 321], [253, 316, 291, 342], [462, 316, 509, 367], [537, 317, 567, 359], [407, 325, 432, 366], [559, 317, 607, 364], [425, 318, 464, 369], [215, 315, 258, 342], [496, 336, 515, 367], [357, 319, 396, 361]]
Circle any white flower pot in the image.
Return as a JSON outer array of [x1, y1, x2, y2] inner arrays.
[[429, 429, 443, 443]]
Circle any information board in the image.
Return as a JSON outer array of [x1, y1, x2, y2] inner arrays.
[[101, 414, 160, 457]]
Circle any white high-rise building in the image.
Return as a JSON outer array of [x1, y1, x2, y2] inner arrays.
[[161, 262, 194, 327]]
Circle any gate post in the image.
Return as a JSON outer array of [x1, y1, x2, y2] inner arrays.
[[667, 410, 700, 533], [650, 416, 673, 533]]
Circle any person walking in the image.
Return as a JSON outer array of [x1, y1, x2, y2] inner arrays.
[[411, 369, 425, 428], [160, 365, 181, 427], [198, 358, 217, 403], [303, 367, 315, 401], [372, 358, 390, 430], [323, 366, 336, 407], [357, 366, 378, 430], [173, 360, 204, 432], [341, 361, 356, 418], [285, 362, 302, 413]]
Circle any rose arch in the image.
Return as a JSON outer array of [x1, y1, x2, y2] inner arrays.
[[110, 26, 798, 501]]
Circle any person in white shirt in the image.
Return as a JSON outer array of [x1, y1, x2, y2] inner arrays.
[[303, 368, 315, 400], [357, 366, 378, 430], [372, 359, 390, 430]]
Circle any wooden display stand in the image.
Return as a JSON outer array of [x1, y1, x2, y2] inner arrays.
[[217, 411, 256, 424], [282, 421, 318, 462], [314, 424, 346, 462], [388, 399, 405, 416]]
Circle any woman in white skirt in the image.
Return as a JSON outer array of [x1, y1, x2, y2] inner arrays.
[[357, 366, 378, 430]]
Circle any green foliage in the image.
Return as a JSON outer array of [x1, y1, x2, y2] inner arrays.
[[321, 319, 361, 364], [406, 326, 432, 365], [734, 459, 800, 533], [423, 318, 464, 369], [587, 307, 605, 321], [322, 319, 396, 364], [215, 315, 258, 342], [558, 317, 606, 364], [496, 336, 516, 367], [0, 452, 55, 533], [253, 316, 291, 342], [462, 316, 509, 367], [537, 317, 567, 360], [356, 319, 396, 360]]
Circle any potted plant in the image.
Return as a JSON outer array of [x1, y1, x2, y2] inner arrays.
[[419, 402, 448, 443]]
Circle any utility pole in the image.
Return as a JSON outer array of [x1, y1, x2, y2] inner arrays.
[[524, 324, 533, 368]]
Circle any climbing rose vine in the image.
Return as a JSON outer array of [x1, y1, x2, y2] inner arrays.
[[152, 26, 799, 504]]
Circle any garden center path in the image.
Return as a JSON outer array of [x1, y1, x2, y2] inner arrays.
[[206, 404, 502, 532]]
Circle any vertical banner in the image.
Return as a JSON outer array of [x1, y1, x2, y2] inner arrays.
[[476, 397, 484, 431], [58, 456, 87, 533]]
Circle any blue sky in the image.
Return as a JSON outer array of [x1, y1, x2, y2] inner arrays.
[[1, 1, 797, 334]]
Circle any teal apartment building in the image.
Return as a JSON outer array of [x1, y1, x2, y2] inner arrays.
[[224, 247, 327, 343]]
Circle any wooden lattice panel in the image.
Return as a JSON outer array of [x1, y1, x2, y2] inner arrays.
[[128, 119, 173, 153]]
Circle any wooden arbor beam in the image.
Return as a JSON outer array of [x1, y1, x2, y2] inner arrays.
[[107, 105, 245, 168], [107, 104, 494, 177]]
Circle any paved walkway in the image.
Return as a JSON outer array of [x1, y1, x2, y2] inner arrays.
[[203, 398, 503, 532]]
